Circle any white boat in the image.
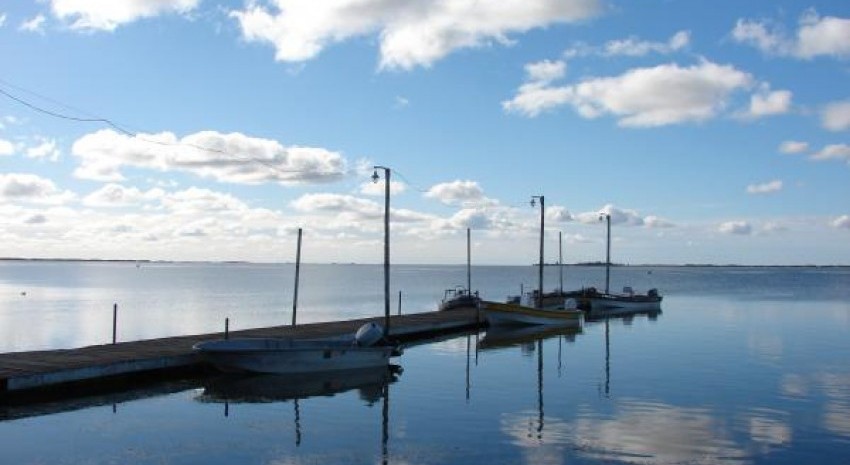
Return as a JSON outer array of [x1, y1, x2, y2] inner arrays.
[[193, 322, 400, 375], [585, 286, 662, 314], [481, 296, 583, 328]]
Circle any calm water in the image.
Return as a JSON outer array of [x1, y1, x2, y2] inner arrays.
[[1, 261, 850, 464]]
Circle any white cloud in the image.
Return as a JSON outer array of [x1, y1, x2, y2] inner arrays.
[[25, 138, 61, 161], [0, 173, 75, 205], [741, 85, 792, 119], [732, 11, 850, 59], [822, 100, 850, 132], [546, 205, 572, 222], [161, 187, 250, 214], [779, 140, 809, 154], [746, 180, 783, 195], [645, 215, 675, 228], [291, 193, 382, 219], [71, 129, 346, 184], [51, 0, 200, 32], [19, 15, 46, 34], [425, 180, 490, 206], [576, 204, 645, 226], [719, 220, 752, 235], [811, 144, 850, 163], [525, 60, 567, 83], [833, 215, 850, 229], [602, 30, 690, 57], [0, 138, 14, 156], [82, 183, 164, 207], [230, 0, 601, 70], [564, 30, 690, 59], [504, 60, 753, 126], [0, 13, 7, 28]]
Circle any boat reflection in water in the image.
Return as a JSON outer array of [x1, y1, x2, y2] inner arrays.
[[478, 324, 581, 351], [196, 364, 402, 405]]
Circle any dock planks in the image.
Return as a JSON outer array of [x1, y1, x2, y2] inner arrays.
[[0, 308, 481, 397]]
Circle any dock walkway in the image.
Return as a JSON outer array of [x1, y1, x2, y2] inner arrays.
[[0, 308, 481, 398]]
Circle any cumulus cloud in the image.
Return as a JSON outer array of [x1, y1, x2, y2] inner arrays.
[[0, 138, 14, 156], [811, 144, 850, 164], [644, 215, 675, 228], [0, 14, 6, 28], [425, 180, 491, 206], [833, 215, 850, 229], [739, 84, 792, 119], [822, 100, 850, 132], [71, 129, 346, 184], [575, 204, 646, 226], [719, 220, 752, 235], [602, 30, 690, 57], [779, 140, 809, 154], [504, 60, 753, 126], [747, 179, 783, 194], [0, 173, 75, 205], [161, 187, 250, 214], [564, 30, 690, 58], [51, 0, 200, 32], [732, 11, 850, 59], [25, 138, 61, 161], [230, 0, 601, 70], [546, 206, 573, 222], [19, 15, 46, 34], [291, 193, 382, 219], [82, 183, 164, 207]]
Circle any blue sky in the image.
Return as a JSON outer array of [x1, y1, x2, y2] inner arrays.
[[0, 0, 848, 265]]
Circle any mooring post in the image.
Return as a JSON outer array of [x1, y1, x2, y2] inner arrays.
[[397, 290, 402, 316], [112, 303, 117, 344], [292, 227, 302, 327], [225, 317, 230, 340]]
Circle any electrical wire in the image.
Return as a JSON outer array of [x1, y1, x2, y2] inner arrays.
[[0, 80, 348, 178]]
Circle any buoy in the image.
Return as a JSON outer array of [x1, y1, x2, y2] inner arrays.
[[354, 322, 384, 347]]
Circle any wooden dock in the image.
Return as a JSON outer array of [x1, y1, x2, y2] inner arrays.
[[0, 308, 482, 400]]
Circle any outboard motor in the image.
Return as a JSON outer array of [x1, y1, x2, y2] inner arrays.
[[355, 322, 384, 347], [648, 288, 659, 298]]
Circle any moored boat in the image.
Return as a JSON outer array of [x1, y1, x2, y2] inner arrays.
[[439, 286, 481, 311], [481, 299, 583, 328], [193, 322, 401, 375], [584, 286, 663, 313]]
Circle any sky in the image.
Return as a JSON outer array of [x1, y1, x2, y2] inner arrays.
[[0, 0, 848, 266]]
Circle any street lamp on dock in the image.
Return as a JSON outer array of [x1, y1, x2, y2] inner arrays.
[[599, 212, 611, 294], [530, 195, 544, 309], [372, 166, 391, 338]]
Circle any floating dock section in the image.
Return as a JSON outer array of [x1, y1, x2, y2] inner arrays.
[[0, 308, 481, 399]]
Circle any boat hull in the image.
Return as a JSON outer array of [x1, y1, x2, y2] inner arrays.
[[587, 294, 662, 313], [481, 301, 583, 328], [193, 338, 396, 374]]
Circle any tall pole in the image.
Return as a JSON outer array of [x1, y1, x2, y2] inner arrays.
[[605, 214, 611, 294], [558, 230, 563, 294], [374, 166, 391, 338], [292, 227, 302, 326], [466, 228, 471, 292], [532, 195, 544, 309]]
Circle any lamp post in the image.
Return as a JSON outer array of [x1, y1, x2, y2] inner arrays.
[[531, 195, 544, 309], [372, 166, 391, 338], [599, 213, 611, 294]]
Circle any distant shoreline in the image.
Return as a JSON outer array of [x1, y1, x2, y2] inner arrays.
[[1, 257, 847, 268]]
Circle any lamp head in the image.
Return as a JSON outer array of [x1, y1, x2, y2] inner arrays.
[[530, 198, 536, 208], [371, 169, 380, 184]]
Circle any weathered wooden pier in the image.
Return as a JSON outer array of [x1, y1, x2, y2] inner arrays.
[[0, 308, 482, 401]]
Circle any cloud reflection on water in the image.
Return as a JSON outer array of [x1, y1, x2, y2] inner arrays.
[[501, 399, 751, 465]]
